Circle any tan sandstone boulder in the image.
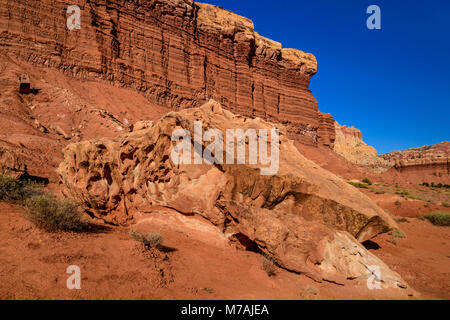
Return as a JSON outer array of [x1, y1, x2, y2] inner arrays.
[[58, 100, 405, 288]]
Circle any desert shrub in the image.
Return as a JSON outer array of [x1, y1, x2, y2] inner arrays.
[[25, 194, 87, 232], [422, 211, 450, 226], [395, 190, 410, 197], [262, 258, 277, 277], [130, 229, 163, 248], [407, 194, 424, 201], [394, 200, 402, 207], [0, 175, 42, 204], [362, 178, 373, 185], [428, 182, 450, 189], [395, 217, 409, 223], [348, 181, 369, 189], [442, 202, 450, 207], [389, 228, 406, 238], [299, 285, 318, 299]]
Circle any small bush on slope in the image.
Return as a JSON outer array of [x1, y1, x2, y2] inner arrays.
[[1, 175, 87, 232], [389, 228, 406, 238], [0, 175, 42, 204], [25, 194, 87, 232], [262, 258, 277, 277], [348, 181, 369, 189], [423, 211, 450, 226], [130, 229, 163, 249]]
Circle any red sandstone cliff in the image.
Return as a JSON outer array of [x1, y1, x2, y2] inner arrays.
[[0, 0, 334, 146]]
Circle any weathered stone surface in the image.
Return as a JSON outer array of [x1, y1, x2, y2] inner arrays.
[[317, 112, 335, 148], [0, 0, 334, 147], [381, 142, 450, 181], [58, 100, 404, 286], [334, 122, 392, 172], [0, 145, 27, 178]]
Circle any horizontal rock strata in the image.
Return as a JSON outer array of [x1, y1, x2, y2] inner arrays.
[[381, 142, 450, 179], [0, 0, 334, 146]]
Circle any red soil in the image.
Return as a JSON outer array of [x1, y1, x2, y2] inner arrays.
[[0, 46, 448, 301], [0, 201, 448, 300]]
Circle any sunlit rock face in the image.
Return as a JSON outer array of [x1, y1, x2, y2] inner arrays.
[[58, 100, 405, 288], [0, 0, 335, 147]]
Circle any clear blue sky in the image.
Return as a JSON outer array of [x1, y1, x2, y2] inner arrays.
[[202, 0, 450, 154]]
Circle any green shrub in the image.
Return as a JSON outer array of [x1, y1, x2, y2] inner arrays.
[[422, 211, 450, 226], [130, 229, 163, 248], [407, 194, 424, 201], [427, 182, 450, 189], [202, 287, 213, 294], [25, 194, 87, 232], [395, 190, 410, 197], [362, 178, 373, 185], [0, 175, 42, 204], [395, 217, 409, 223], [348, 181, 369, 189], [442, 202, 450, 207], [389, 228, 406, 238], [299, 285, 318, 300]]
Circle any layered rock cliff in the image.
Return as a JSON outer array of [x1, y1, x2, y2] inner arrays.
[[0, 0, 334, 146], [381, 142, 450, 181]]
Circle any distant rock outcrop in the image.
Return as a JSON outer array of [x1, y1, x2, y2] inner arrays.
[[0, 0, 334, 147], [381, 142, 450, 182], [333, 122, 392, 172], [58, 100, 406, 287]]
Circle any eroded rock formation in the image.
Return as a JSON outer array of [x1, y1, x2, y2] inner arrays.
[[0, 0, 334, 146], [381, 142, 450, 181], [334, 122, 392, 172], [58, 100, 405, 287]]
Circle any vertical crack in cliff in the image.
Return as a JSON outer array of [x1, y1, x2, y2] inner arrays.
[[277, 93, 280, 117], [247, 38, 256, 68], [110, 19, 120, 59], [251, 82, 255, 117], [261, 84, 267, 118], [161, 28, 169, 80], [203, 56, 208, 100], [183, 37, 191, 85]]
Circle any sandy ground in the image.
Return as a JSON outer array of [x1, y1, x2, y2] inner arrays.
[[0, 52, 448, 300], [0, 201, 448, 300]]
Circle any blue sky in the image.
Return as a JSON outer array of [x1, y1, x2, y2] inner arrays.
[[202, 0, 450, 154]]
